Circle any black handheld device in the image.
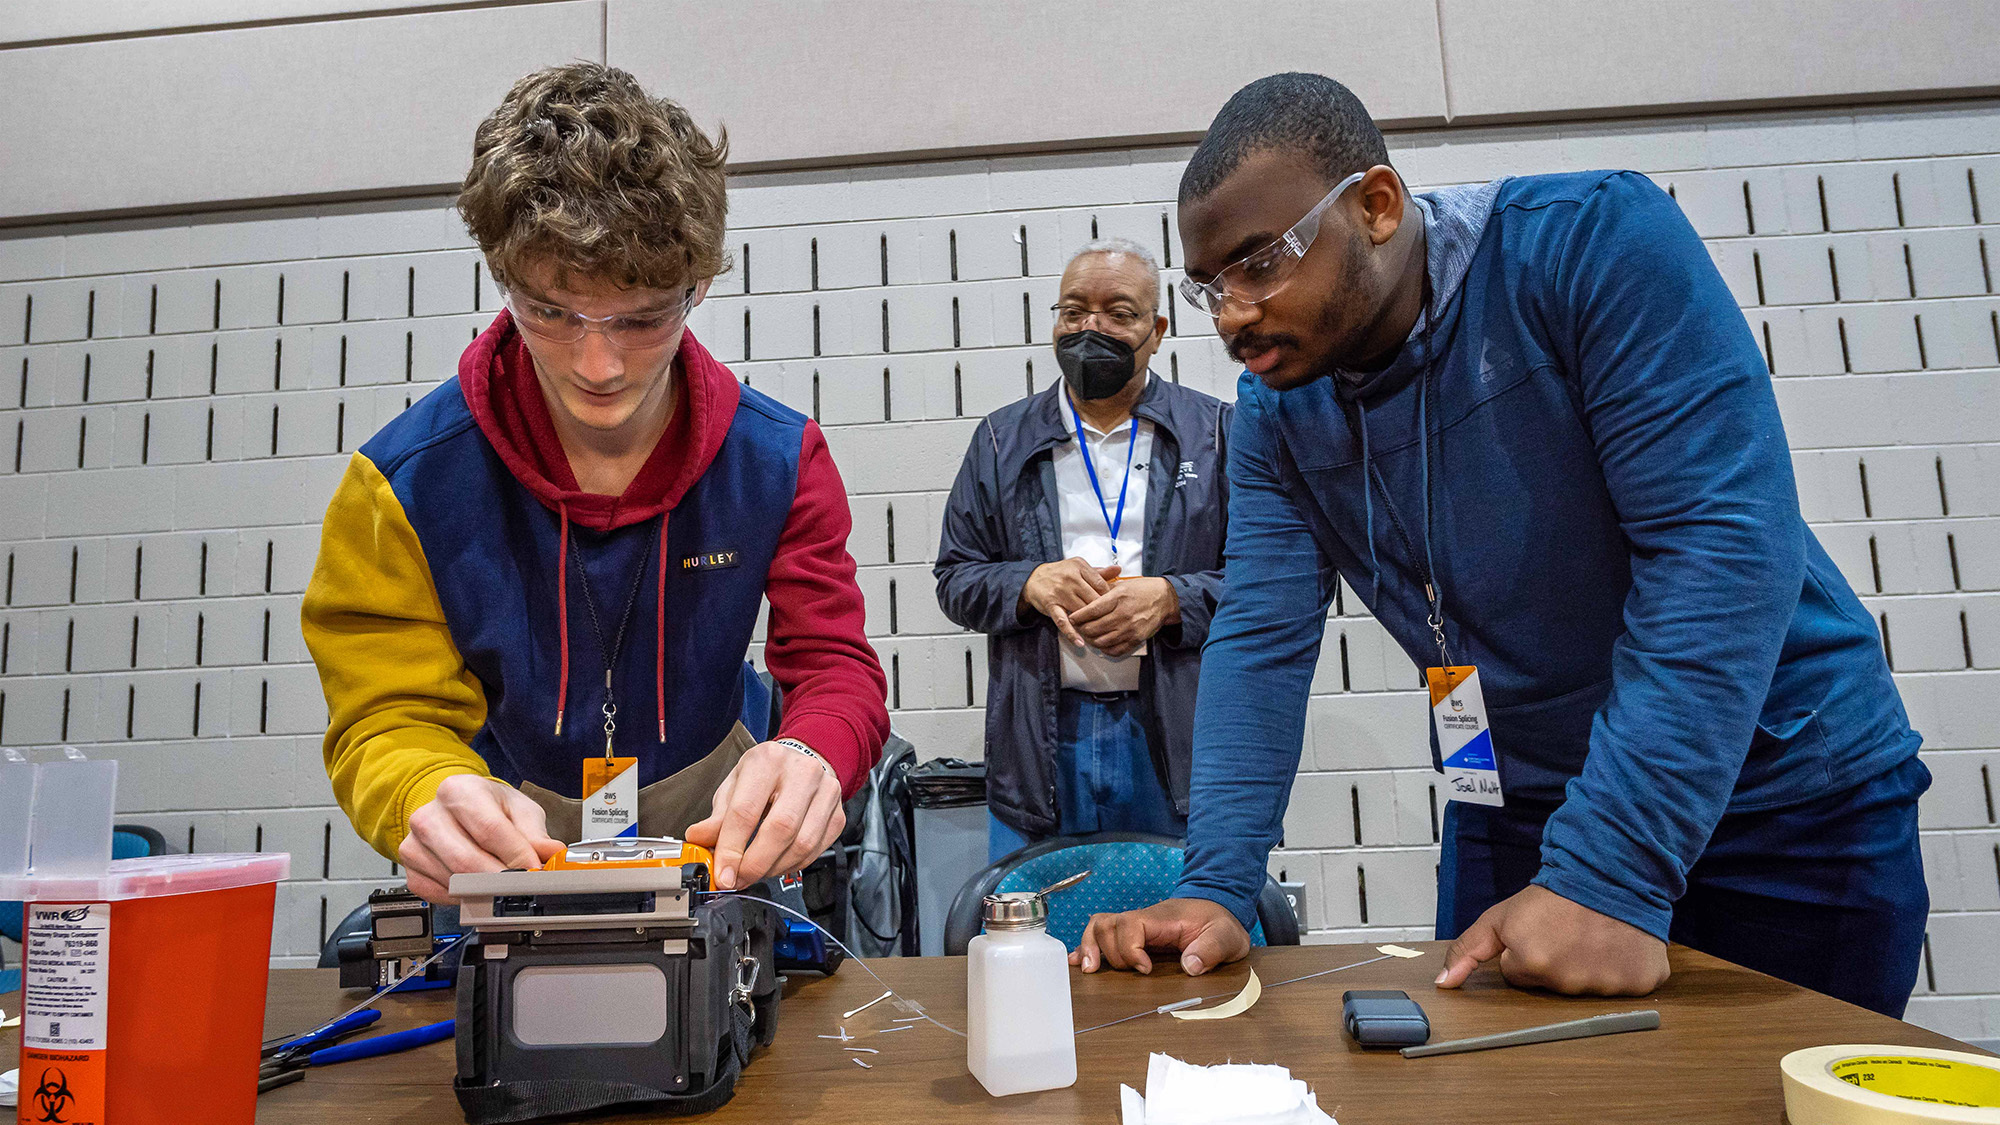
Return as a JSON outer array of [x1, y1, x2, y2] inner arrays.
[[1342, 989, 1431, 1048]]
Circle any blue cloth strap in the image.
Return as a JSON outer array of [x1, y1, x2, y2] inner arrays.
[[1068, 393, 1139, 544]]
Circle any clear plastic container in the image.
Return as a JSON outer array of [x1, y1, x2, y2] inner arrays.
[[0, 757, 32, 878], [966, 892, 1077, 1097], [3, 852, 290, 1125], [23, 757, 118, 875]]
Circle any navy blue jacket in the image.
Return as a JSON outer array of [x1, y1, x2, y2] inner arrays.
[[1175, 172, 1921, 938], [935, 375, 1232, 837]]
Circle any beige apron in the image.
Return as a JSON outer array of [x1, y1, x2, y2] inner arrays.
[[519, 721, 757, 843]]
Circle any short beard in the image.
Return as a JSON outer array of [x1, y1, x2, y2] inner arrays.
[[1295, 228, 1380, 387]]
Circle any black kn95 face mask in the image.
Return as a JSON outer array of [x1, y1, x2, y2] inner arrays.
[[1056, 327, 1152, 400]]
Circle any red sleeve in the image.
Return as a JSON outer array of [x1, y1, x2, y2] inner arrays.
[[765, 420, 890, 796]]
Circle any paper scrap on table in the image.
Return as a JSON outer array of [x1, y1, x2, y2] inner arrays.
[[0, 1008, 17, 1029], [1377, 945, 1424, 959], [1120, 1053, 1335, 1125], [1171, 968, 1261, 1021]]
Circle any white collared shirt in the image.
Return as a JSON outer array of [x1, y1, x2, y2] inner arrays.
[[1052, 377, 1154, 692]]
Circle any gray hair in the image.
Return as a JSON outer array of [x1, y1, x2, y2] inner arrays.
[[1064, 237, 1162, 307]]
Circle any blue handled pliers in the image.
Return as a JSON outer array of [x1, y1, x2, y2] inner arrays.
[[258, 1015, 455, 1094], [261, 1007, 382, 1059]]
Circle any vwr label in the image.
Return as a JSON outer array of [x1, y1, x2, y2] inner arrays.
[[24, 902, 111, 1050]]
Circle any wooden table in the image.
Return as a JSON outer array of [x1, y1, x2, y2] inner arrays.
[[4, 942, 1987, 1123]]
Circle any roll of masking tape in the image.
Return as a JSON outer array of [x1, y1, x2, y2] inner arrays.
[[1781, 1045, 2000, 1124]]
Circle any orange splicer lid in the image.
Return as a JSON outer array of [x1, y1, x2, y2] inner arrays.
[[540, 840, 715, 872]]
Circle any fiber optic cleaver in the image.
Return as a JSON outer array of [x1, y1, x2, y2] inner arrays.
[[448, 836, 785, 1123]]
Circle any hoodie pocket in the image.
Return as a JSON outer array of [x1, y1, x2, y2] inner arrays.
[[1730, 710, 1834, 812]]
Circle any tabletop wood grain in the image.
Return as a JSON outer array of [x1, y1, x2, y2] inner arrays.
[[3, 941, 1986, 1123]]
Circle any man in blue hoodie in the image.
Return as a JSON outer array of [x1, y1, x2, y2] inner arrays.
[[1072, 73, 1929, 1016]]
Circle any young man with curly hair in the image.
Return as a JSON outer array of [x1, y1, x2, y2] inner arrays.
[[303, 63, 888, 903]]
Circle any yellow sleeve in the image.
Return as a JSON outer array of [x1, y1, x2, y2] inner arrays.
[[301, 452, 492, 860]]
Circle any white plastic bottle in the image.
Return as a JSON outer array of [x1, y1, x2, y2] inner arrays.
[[966, 890, 1078, 1096]]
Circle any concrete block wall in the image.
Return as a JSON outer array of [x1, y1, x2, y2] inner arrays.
[[0, 102, 1995, 1042]]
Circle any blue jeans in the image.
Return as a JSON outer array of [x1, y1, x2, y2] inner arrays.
[[1437, 754, 1931, 1017], [989, 690, 1186, 861]]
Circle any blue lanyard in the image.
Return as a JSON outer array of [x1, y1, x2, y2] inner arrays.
[[1068, 392, 1139, 543]]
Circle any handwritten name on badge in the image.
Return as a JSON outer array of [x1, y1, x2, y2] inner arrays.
[[681, 550, 740, 571]]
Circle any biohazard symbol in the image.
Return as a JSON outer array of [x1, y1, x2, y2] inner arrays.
[[33, 1066, 76, 1122]]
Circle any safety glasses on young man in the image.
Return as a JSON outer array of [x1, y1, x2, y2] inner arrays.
[[503, 285, 697, 349], [1177, 170, 1366, 317]]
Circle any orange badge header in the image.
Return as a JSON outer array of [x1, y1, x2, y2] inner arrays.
[[1427, 665, 1476, 707]]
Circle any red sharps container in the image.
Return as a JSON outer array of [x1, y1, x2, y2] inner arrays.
[[8, 853, 291, 1125]]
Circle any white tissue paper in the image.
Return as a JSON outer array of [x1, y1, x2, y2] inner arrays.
[[1120, 1052, 1336, 1125], [1, 1067, 17, 1108]]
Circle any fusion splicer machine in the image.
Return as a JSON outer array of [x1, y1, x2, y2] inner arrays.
[[448, 837, 787, 1123]]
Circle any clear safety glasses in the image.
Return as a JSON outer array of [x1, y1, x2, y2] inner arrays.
[[1177, 170, 1365, 317], [503, 286, 697, 349]]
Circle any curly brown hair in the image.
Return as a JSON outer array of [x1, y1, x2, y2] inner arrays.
[[458, 62, 729, 292]]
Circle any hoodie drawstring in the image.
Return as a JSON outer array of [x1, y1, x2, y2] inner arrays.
[[1354, 376, 1453, 670], [656, 513, 670, 743], [554, 502, 571, 736], [1357, 399, 1382, 602]]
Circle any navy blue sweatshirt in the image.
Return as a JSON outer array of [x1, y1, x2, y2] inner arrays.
[[1175, 171, 1920, 939]]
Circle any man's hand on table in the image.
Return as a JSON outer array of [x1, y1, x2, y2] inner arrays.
[[1436, 884, 1670, 996], [1070, 898, 1253, 976], [686, 738, 846, 892], [399, 774, 563, 905]]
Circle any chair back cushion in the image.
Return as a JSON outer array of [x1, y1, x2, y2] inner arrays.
[[992, 842, 1267, 950]]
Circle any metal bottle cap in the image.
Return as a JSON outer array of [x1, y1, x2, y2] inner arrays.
[[981, 892, 1047, 931]]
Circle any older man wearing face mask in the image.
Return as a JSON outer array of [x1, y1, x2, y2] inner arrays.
[[936, 239, 1233, 860]]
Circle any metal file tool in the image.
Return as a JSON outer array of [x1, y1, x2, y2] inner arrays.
[[1399, 1009, 1661, 1058]]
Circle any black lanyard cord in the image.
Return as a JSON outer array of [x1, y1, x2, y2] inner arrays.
[[1343, 249, 1455, 669], [569, 517, 659, 755]]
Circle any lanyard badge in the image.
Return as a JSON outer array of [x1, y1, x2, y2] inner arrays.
[[1068, 394, 1150, 657], [581, 672, 639, 839], [1429, 665, 1502, 806], [569, 524, 653, 842], [582, 752, 640, 841], [581, 756, 639, 838], [1386, 351, 1500, 808]]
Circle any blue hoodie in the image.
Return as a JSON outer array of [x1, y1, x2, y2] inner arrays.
[[1174, 171, 1920, 939]]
